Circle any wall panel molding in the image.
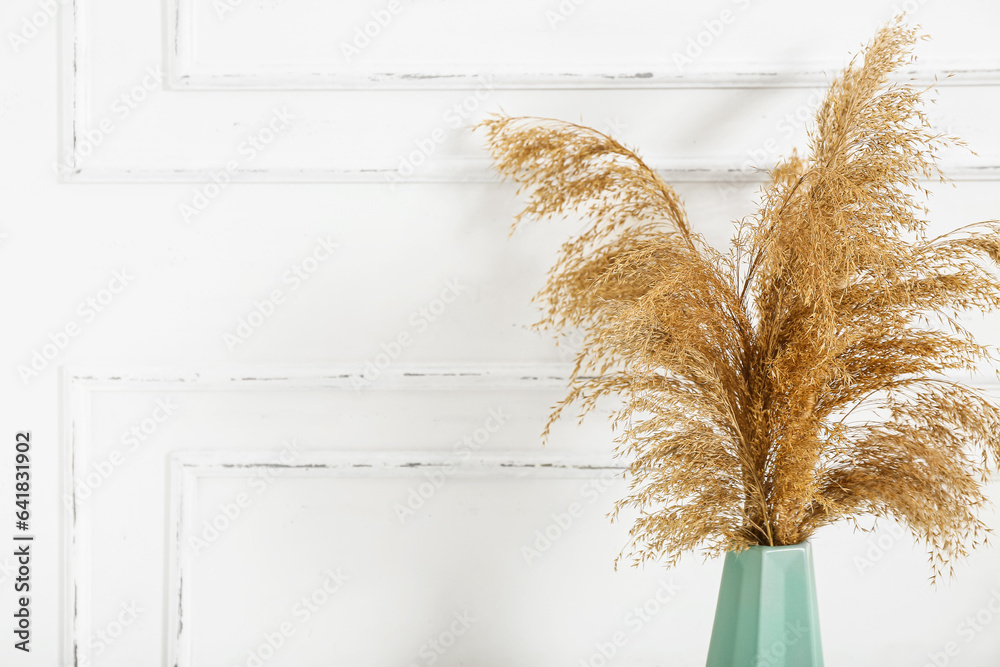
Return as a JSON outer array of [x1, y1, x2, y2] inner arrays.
[[59, 363, 1000, 665], [56, 0, 1000, 183], [166, 68, 1000, 92], [165, 0, 1000, 91], [165, 449, 623, 667], [53, 160, 1000, 185], [60, 362, 597, 666]]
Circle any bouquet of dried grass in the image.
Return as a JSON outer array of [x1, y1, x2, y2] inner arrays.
[[479, 18, 1000, 580]]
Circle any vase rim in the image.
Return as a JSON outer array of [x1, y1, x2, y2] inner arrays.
[[735, 541, 811, 551]]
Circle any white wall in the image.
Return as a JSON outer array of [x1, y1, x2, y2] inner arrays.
[[1, 0, 999, 665]]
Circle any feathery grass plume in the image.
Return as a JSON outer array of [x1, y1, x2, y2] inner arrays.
[[478, 17, 1000, 580]]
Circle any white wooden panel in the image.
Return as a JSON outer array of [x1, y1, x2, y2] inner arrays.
[[63, 365, 622, 667], [62, 367, 1000, 666], [33, 0, 1000, 664], [167, 0, 1000, 89], [60, 0, 1000, 182], [167, 453, 682, 667]]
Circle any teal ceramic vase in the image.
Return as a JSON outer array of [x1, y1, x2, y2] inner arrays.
[[706, 542, 824, 667]]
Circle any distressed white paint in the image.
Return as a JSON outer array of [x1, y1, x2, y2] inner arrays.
[[166, 0, 1000, 89], [59, 0, 1000, 182], [0, 0, 994, 665], [59, 367, 1000, 666], [166, 450, 628, 667]]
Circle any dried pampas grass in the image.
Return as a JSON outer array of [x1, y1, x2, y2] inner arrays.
[[479, 18, 1000, 580]]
